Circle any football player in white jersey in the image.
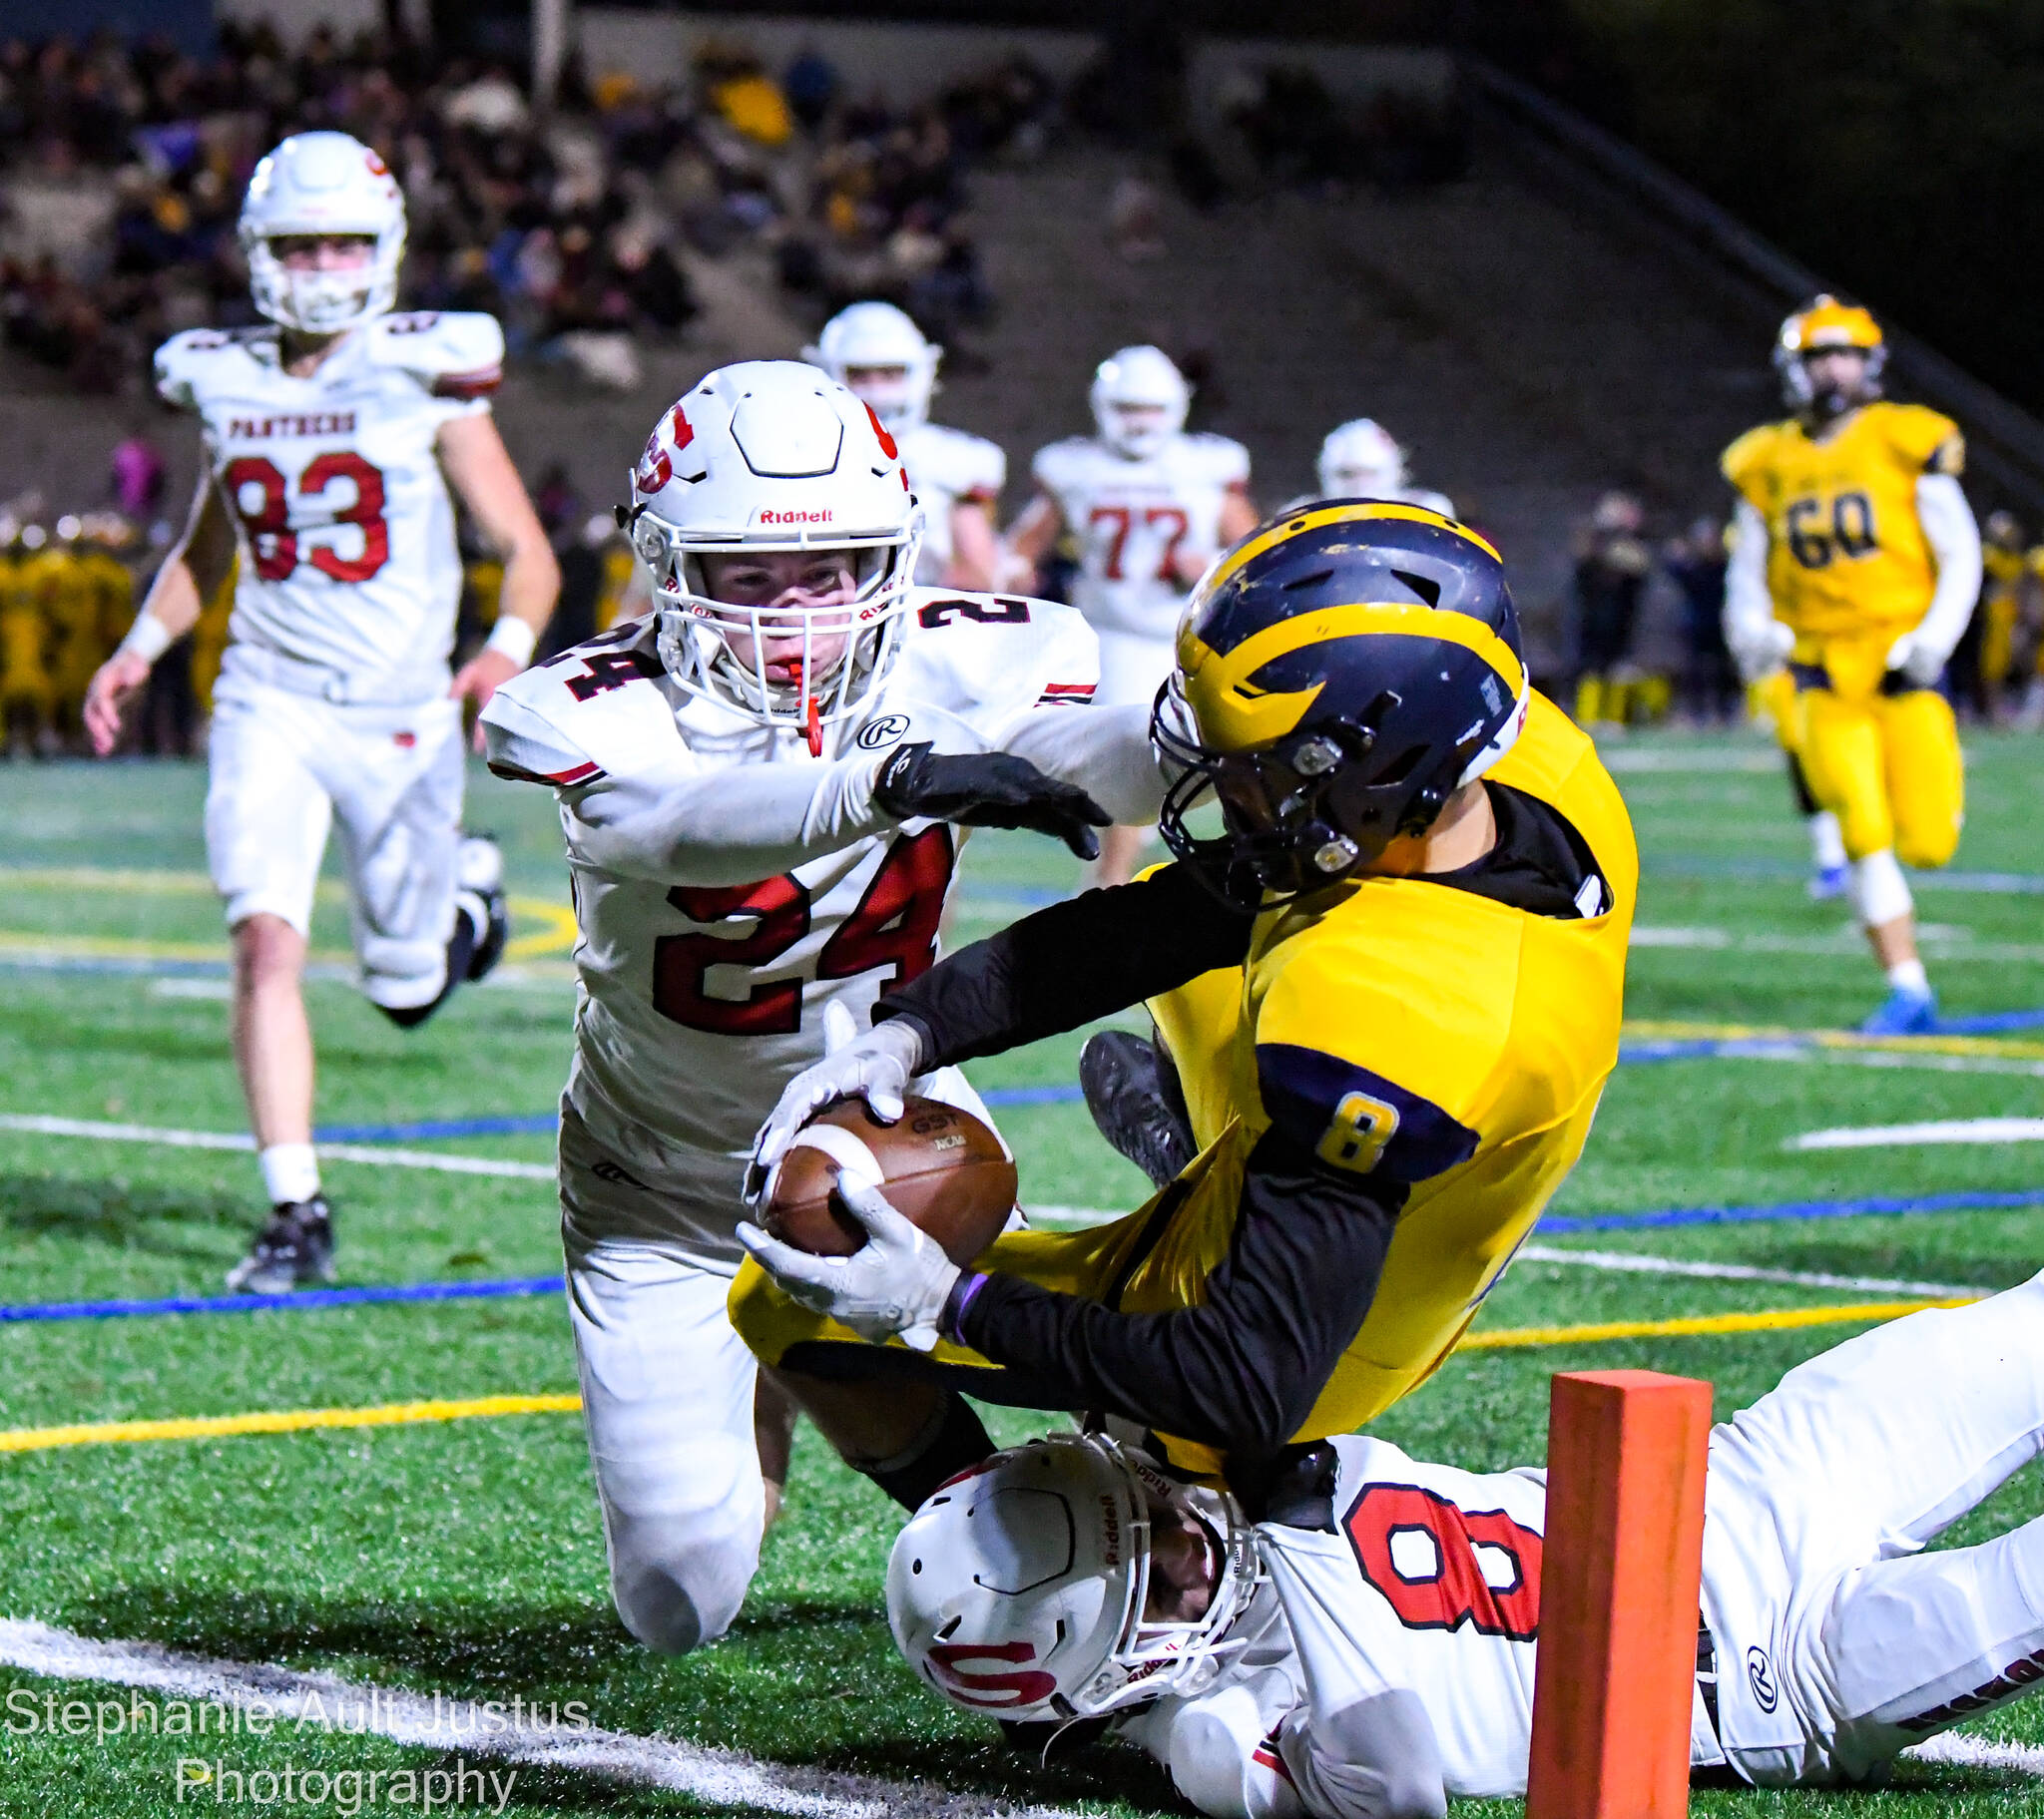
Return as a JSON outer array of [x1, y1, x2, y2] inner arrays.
[[804, 301, 1007, 593], [894, 1279, 2044, 1816], [479, 359, 1168, 1660], [81, 132, 559, 1296], [1007, 345, 1261, 884], [1308, 419, 1454, 518]]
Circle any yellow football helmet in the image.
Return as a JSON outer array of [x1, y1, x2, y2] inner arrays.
[[1775, 294, 1886, 417], [1155, 501, 1527, 906]]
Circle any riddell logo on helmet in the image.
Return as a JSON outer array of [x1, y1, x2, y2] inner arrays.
[[757, 508, 833, 525]]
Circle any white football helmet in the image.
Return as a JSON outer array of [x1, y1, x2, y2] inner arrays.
[[1316, 418, 1409, 498], [241, 132, 406, 333], [887, 1433, 1264, 1726], [629, 360, 923, 742], [805, 301, 941, 433], [1091, 345, 1190, 460]]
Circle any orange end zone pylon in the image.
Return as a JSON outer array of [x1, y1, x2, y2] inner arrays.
[[1526, 1369, 1713, 1819]]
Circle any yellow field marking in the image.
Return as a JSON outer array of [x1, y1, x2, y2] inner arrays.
[[1625, 1018, 2044, 1062], [504, 897, 578, 959], [0, 1392, 583, 1455], [0, 1300, 1993, 1455], [1463, 1295, 1979, 1350]]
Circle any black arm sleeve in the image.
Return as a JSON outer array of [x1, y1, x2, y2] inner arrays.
[[874, 861, 1253, 1068], [957, 1126, 1401, 1462]]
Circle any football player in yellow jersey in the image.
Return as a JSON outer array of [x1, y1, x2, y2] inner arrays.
[[1721, 296, 1981, 1035], [0, 519, 58, 755], [1978, 511, 2027, 720], [42, 516, 106, 749], [727, 504, 1636, 1510]]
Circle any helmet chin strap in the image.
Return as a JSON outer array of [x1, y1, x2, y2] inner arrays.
[[803, 688, 822, 757]]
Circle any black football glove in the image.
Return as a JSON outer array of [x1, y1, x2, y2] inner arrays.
[[872, 741, 1112, 860]]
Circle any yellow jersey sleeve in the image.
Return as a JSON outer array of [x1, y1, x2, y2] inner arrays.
[[1720, 423, 1783, 509], [1883, 404, 1963, 478]]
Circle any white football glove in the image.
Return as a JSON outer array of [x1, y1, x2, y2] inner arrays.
[[1727, 617, 1795, 685], [746, 1000, 926, 1200], [1885, 628, 1949, 689], [737, 1177, 961, 1353]]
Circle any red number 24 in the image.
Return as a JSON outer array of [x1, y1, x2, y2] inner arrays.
[[651, 826, 954, 1035]]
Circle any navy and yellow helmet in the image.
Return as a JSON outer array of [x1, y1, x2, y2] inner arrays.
[[1155, 501, 1528, 905]]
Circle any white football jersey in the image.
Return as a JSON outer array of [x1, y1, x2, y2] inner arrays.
[[156, 311, 503, 702], [897, 420, 1005, 584], [1141, 1433, 1729, 1817], [1032, 432, 1251, 640], [482, 591, 1099, 1269]]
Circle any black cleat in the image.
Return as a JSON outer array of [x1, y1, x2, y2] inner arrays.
[[457, 835, 510, 982], [1079, 1030, 1196, 1190], [226, 1196, 335, 1294]]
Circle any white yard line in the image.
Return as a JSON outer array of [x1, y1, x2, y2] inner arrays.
[[1792, 1118, 2044, 1151], [0, 1115, 552, 1181], [1517, 1244, 1976, 1299], [1907, 1730, 2044, 1781], [0, 1619, 1085, 1819]]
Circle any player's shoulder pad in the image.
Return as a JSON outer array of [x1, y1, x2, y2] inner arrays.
[[1256, 1036, 1480, 1186], [908, 422, 1007, 500], [364, 310, 505, 400], [1030, 435, 1098, 492], [1185, 431, 1253, 486], [898, 589, 1099, 710], [1880, 402, 1964, 477], [153, 326, 266, 409], [480, 621, 664, 787], [1719, 420, 1786, 492]]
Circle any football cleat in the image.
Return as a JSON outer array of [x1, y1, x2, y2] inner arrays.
[[1079, 1031, 1196, 1190], [1808, 863, 1850, 901], [226, 1196, 336, 1294], [456, 834, 509, 982], [1860, 985, 1937, 1037]]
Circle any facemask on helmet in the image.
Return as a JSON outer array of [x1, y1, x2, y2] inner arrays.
[[1316, 418, 1408, 499], [1156, 503, 1528, 909], [805, 300, 941, 433], [1091, 345, 1191, 460], [241, 132, 407, 334], [887, 1433, 1267, 1728], [627, 361, 923, 751], [1774, 295, 1885, 421]]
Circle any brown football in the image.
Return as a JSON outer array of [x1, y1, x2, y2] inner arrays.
[[765, 1096, 1016, 1265]]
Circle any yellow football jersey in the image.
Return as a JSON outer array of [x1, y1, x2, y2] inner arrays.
[[1721, 401, 1962, 651]]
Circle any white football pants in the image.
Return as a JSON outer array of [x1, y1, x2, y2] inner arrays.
[[1702, 1270, 2044, 1785], [206, 675, 465, 1010]]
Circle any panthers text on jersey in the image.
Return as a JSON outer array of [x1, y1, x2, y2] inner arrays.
[[1033, 432, 1252, 640], [480, 590, 1100, 1269], [156, 310, 504, 701], [1721, 402, 1962, 658], [896, 420, 1005, 585]]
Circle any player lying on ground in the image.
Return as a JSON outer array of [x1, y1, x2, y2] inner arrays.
[[735, 503, 1636, 1513], [81, 132, 558, 1293], [480, 359, 1170, 1656], [892, 1279, 2044, 1817], [1720, 294, 1982, 1035]]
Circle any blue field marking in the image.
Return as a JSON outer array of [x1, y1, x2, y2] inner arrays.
[[311, 1114, 559, 1142], [0, 1275, 566, 1324], [1640, 856, 2044, 894], [978, 1084, 1085, 1108], [1929, 1008, 2044, 1035], [1544, 1187, 2044, 1234]]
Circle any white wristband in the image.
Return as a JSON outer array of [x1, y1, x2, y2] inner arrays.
[[118, 613, 175, 665], [483, 616, 538, 668]]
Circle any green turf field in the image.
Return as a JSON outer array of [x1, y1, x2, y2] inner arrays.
[[2, 730, 2044, 1815]]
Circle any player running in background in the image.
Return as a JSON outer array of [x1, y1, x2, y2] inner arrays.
[[737, 503, 1634, 1520], [1306, 419, 1453, 517], [82, 132, 559, 1293], [805, 301, 1007, 594], [892, 1278, 2044, 1816], [480, 360, 1166, 1660], [1721, 296, 1981, 1034], [1007, 345, 1261, 884]]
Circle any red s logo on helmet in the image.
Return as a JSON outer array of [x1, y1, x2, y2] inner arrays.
[[928, 1642, 1057, 1708], [637, 432, 672, 494], [863, 402, 899, 462], [670, 404, 695, 453]]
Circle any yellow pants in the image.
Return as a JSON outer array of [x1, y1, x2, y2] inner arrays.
[[731, 967, 1590, 1480], [1793, 669, 1963, 866]]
